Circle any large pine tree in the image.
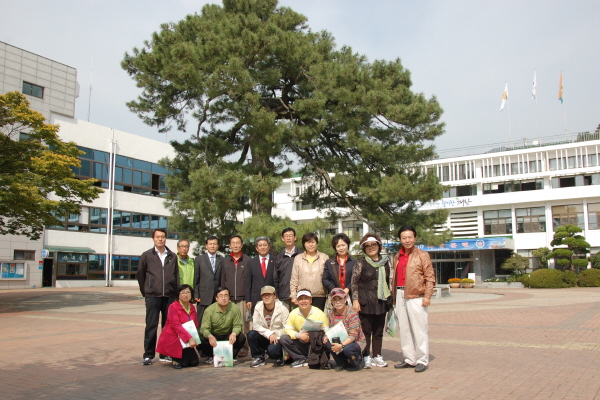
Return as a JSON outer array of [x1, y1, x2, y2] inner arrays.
[[122, 0, 449, 245]]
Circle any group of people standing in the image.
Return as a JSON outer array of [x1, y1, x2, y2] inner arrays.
[[136, 225, 435, 372]]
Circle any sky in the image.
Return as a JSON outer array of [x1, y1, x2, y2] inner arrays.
[[2, 0, 599, 153]]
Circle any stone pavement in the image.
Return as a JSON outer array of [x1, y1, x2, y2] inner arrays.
[[1, 286, 600, 400]]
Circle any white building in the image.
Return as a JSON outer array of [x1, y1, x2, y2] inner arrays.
[[273, 137, 600, 284], [1, 42, 179, 289]]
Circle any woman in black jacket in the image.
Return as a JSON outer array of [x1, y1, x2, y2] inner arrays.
[[322, 233, 356, 298]]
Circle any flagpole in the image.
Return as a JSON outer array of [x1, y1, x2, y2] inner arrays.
[[563, 101, 568, 139], [507, 84, 512, 148], [533, 69, 540, 137]]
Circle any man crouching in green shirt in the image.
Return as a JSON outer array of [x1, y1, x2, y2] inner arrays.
[[199, 286, 246, 364]]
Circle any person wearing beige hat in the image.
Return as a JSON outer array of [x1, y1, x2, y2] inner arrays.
[[247, 285, 289, 368], [351, 233, 394, 369]]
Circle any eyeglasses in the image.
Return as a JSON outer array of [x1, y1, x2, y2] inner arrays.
[[363, 243, 379, 250], [178, 245, 190, 248], [216, 294, 230, 299]]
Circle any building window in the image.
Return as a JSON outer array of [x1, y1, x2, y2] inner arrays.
[[552, 204, 584, 230], [73, 146, 170, 196], [483, 179, 543, 194], [516, 207, 546, 233], [22, 81, 44, 98], [484, 209, 512, 235], [13, 250, 35, 260], [342, 220, 363, 241], [551, 174, 600, 188], [443, 185, 477, 198], [295, 201, 313, 211], [588, 203, 600, 230]]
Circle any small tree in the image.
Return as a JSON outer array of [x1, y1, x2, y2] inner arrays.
[[548, 225, 590, 272], [0, 91, 102, 239], [532, 247, 551, 269], [589, 253, 600, 269], [501, 253, 529, 275]]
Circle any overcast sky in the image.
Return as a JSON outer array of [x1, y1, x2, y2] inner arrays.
[[2, 0, 598, 153]]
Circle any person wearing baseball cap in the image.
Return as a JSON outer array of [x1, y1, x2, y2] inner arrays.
[[247, 286, 289, 368], [279, 289, 329, 367], [324, 288, 366, 371]]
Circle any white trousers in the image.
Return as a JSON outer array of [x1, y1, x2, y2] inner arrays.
[[395, 289, 429, 366]]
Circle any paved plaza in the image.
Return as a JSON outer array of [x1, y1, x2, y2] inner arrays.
[[1, 286, 600, 399]]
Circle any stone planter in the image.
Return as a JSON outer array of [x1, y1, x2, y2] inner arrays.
[[462, 283, 474, 288], [449, 283, 461, 288]]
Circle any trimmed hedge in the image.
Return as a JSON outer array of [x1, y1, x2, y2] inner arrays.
[[528, 269, 576, 288], [578, 269, 600, 287]]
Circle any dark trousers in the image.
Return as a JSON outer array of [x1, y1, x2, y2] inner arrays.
[[325, 342, 362, 367], [247, 330, 283, 359], [196, 303, 209, 328], [359, 313, 386, 357], [312, 297, 326, 311], [279, 334, 310, 361], [143, 296, 175, 359], [199, 332, 247, 359]]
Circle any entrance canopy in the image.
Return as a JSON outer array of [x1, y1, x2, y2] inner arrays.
[[43, 245, 96, 253]]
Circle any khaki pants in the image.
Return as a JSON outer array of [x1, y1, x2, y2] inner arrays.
[[395, 289, 429, 366]]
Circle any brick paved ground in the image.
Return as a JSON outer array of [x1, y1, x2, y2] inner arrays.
[[1, 286, 600, 399]]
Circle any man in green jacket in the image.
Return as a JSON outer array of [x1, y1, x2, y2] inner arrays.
[[176, 239, 195, 287]]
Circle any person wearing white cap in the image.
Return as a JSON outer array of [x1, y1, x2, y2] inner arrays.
[[247, 285, 289, 367], [351, 233, 394, 369], [279, 289, 329, 367]]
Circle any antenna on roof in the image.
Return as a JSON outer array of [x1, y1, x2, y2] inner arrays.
[[87, 54, 93, 122]]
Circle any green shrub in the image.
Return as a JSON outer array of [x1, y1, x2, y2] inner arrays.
[[529, 269, 568, 288], [578, 269, 600, 287], [522, 274, 530, 287], [562, 270, 577, 287], [589, 253, 600, 269]]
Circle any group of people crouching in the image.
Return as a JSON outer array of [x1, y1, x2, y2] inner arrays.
[[138, 225, 436, 373]]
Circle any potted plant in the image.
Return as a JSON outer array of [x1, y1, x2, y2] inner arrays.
[[461, 278, 475, 288], [448, 278, 461, 288]]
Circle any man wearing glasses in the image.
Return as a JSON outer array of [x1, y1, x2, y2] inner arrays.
[[176, 239, 195, 287], [199, 287, 246, 364]]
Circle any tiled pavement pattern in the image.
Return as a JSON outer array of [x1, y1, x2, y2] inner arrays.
[[1, 287, 600, 399]]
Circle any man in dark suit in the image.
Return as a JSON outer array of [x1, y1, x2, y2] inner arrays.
[[194, 235, 223, 328], [245, 236, 276, 312]]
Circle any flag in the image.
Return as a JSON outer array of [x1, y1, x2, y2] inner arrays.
[[532, 70, 537, 100], [500, 82, 508, 111], [558, 71, 564, 104]]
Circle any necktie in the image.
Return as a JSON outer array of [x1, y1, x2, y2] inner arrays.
[[261, 258, 267, 278], [211, 255, 215, 272]]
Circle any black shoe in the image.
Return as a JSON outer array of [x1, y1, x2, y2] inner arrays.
[[273, 358, 285, 367], [205, 357, 213, 365], [415, 363, 428, 373], [251, 357, 265, 368], [290, 358, 308, 368], [159, 355, 172, 363], [142, 357, 152, 366], [172, 361, 182, 370], [394, 362, 415, 369], [335, 365, 345, 372]]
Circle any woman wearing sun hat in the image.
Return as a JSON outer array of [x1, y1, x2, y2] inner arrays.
[[350, 233, 394, 369]]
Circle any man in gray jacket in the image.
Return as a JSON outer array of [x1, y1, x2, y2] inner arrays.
[[247, 286, 290, 367], [136, 228, 178, 365]]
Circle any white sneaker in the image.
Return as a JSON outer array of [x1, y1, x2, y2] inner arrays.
[[372, 355, 388, 367], [363, 355, 372, 369]]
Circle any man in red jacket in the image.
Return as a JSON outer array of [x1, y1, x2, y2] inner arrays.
[[136, 228, 179, 366], [392, 225, 435, 373]]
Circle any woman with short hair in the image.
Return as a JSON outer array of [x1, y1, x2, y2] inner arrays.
[[289, 232, 329, 311]]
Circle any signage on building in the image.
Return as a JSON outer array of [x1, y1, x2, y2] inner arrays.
[[417, 237, 511, 252], [57, 253, 88, 263]]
